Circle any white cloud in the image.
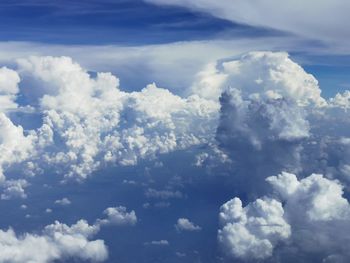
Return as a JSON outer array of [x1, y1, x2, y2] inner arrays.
[[145, 188, 184, 200], [0, 219, 107, 263], [54, 197, 71, 206], [144, 240, 169, 246], [219, 172, 350, 262], [218, 196, 290, 260], [0, 204, 137, 263], [97, 206, 137, 226], [175, 218, 201, 232], [192, 51, 325, 106], [13, 56, 219, 181], [0, 67, 20, 112], [1, 179, 29, 200]]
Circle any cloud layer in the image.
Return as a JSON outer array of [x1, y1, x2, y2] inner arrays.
[[146, 0, 350, 46]]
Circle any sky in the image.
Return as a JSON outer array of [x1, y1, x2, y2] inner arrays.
[[1, 1, 350, 263]]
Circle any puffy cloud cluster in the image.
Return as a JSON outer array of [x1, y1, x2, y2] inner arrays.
[[1, 179, 29, 200], [207, 52, 350, 262], [188, 52, 350, 194], [1, 50, 350, 262], [0, 220, 105, 263], [0, 55, 219, 191], [218, 196, 290, 260], [219, 172, 350, 262], [0, 205, 137, 263], [15, 56, 218, 181]]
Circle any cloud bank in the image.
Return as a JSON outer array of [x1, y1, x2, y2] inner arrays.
[[0, 50, 349, 262]]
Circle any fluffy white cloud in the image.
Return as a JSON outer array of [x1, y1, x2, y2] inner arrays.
[[0, 204, 137, 263], [1, 179, 29, 200], [13, 56, 219, 181], [0, 113, 34, 182], [192, 51, 325, 106], [216, 86, 309, 191], [0, 67, 20, 111], [97, 206, 137, 226], [0, 219, 107, 263], [175, 218, 201, 232], [219, 172, 350, 262], [218, 196, 290, 260]]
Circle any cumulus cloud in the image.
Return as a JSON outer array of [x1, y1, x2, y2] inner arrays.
[[0, 51, 347, 201], [97, 206, 137, 226], [192, 51, 350, 194], [218, 196, 290, 260], [145, 188, 184, 200], [219, 172, 350, 262], [175, 218, 201, 232], [0, 204, 137, 263], [0, 67, 20, 112], [0, 219, 107, 263], [192, 51, 325, 106], [144, 240, 169, 246], [0, 113, 34, 182], [1, 179, 29, 200], [14, 56, 219, 181], [0, 50, 350, 263], [54, 197, 71, 206]]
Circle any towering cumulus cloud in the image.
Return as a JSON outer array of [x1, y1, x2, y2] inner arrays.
[[211, 52, 350, 262]]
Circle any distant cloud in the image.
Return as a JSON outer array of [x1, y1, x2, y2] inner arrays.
[[175, 218, 201, 232], [145, 189, 184, 200], [98, 206, 137, 226], [54, 197, 71, 206], [144, 240, 169, 246]]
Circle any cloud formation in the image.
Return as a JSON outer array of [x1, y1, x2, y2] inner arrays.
[[175, 218, 201, 232], [0, 205, 137, 263], [219, 172, 350, 262], [0, 55, 219, 186]]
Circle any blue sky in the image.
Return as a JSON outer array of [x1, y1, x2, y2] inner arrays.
[[0, 0, 277, 45], [0, 1, 350, 263]]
